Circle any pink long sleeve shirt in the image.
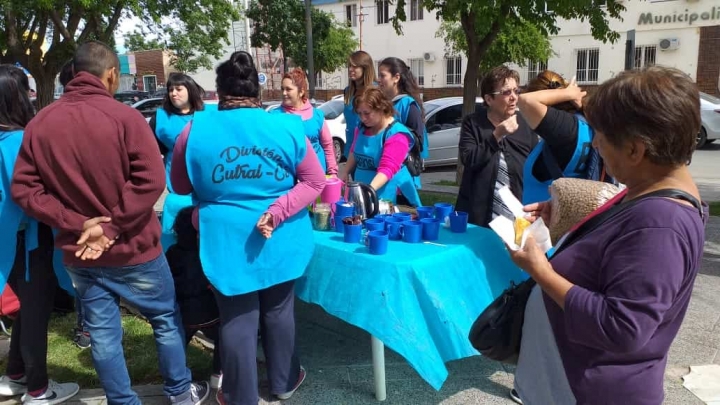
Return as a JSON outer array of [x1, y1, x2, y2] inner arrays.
[[350, 126, 411, 180], [280, 101, 338, 175], [171, 121, 326, 229]]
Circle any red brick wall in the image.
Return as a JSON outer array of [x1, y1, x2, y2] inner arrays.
[[697, 25, 720, 97], [133, 50, 167, 92]]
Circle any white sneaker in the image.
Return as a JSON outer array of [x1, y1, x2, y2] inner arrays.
[[21, 380, 79, 405], [0, 375, 27, 396], [210, 373, 222, 390]]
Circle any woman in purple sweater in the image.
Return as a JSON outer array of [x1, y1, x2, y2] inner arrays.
[[509, 66, 707, 404]]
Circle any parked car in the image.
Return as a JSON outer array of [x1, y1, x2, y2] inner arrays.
[[699, 92, 720, 149], [262, 100, 282, 112], [115, 91, 150, 105], [132, 98, 164, 122], [317, 99, 347, 163], [423, 97, 485, 167]]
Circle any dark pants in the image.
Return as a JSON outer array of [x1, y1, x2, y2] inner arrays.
[[184, 324, 221, 375], [215, 280, 300, 405], [6, 226, 57, 392]]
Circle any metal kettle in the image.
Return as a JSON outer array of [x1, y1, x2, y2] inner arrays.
[[345, 181, 379, 220]]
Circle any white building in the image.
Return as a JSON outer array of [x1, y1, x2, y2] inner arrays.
[[311, 0, 720, 97]]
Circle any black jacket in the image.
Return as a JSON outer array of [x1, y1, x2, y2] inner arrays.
[[455, 109, 538, 227], [166, 242, 219, 328]]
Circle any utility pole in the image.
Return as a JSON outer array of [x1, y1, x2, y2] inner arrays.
[[358, 0, 364, 50], [305, 0, 315, 99], [624, 29, 636, 71]]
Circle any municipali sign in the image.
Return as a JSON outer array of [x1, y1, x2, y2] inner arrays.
[[638, 7, 720, 25]]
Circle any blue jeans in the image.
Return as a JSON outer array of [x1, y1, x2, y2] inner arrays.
[[67, 254, 191, 405]]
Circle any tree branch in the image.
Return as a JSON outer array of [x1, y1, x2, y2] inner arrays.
[[103, 1, 125, 40], [23, 15, 39, 49], [476, 5, 511, 57], [49, 10, 73, 42], [66, 5, 84, 37]]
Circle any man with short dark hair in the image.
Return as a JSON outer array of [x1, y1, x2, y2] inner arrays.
[[11, 40, 209, 405], [456, 65, 538, 227]]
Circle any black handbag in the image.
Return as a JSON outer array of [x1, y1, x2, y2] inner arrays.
[[468, 188, 702, 364]]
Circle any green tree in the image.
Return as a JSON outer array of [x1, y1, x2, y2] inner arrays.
[[436, 18, 553, 75], [393, 0, 625, 115], [246, 0, 356, 75], [0, 0, 240, 108]]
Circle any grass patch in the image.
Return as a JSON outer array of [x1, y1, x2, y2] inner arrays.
[[710, 201, 720, 217], [430, 179, 459, 187], [418, 190, 455, 207], [0, 313, 213, 388]]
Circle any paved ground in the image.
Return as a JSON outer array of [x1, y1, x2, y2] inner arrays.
[[7, 145, 717, 405]]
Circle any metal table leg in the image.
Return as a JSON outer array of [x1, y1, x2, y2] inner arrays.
[[371, 335, 387, 401]]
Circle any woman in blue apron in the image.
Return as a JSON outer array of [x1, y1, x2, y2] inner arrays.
[[519, 70, 617, 205], [339, 88, 422, 206], [0, 65, 79, 403], [343, 50, 377, 162], [378, 57, 428, 204], [272, 68, 338, 175], [169, 51, 326, 405], [149, 73, 207, 251]]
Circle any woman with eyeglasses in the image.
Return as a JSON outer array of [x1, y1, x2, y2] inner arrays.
[[455, 66, 538, 227], [518, 70, 617, 205]]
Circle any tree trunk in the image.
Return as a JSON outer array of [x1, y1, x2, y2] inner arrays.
[[455, 45, 481, 185], [35, 74, 57, 110]]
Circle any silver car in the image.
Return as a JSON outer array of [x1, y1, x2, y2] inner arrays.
[[699, 92, 720, 149], [424, 97, 485, 167]]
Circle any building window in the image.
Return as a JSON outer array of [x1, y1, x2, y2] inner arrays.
[[143, 75, 157, 93], [527, 60, 548, 82], [575, 48, 599, 84], [445, 56, 462, 86], [345, 4, 358, 27], [634, 45, 656, 69], [376, 0, 389, 24], [410, 0, 423, 21], [409, 58, 424, 86]]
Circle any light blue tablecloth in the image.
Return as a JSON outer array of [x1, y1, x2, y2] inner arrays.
[[295, 225, 528, 390]]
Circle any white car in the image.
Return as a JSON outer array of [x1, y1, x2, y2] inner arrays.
[[317, 99, 347, 163], [699, 92, 720, 149]]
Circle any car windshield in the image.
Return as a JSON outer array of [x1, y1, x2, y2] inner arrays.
[[700, 92, 720, 105], [424, 103, 441, 115], [319, 99, 344, 120]]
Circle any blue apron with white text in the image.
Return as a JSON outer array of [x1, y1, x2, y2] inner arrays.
[[353, 122, 421, 206], [522, 114, 594, 204], [0, 131, 73, 294], [393, 94, 426, 189], [272, 107, 327, 172], [186, 107, 314, 296]]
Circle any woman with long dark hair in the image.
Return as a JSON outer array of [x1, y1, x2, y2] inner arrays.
[[170, 51, 325, 405], [0, 64, 79, 404], [378, 57, 429, 203], [343, 50, 376, 160], [150, 73, 207, 251]]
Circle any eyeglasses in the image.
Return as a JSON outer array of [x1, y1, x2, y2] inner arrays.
[[491, 88, 521, 97]]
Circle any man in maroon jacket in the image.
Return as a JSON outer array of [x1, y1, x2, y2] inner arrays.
[[11, 41, 209, 405]]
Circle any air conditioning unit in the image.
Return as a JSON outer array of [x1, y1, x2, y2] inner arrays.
[[423, 52, 436, 62], [659, 38, 680, 51]]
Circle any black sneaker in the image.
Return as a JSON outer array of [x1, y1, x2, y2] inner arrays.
[[509, 388, 523, 404], [72, 328, 91, 349]]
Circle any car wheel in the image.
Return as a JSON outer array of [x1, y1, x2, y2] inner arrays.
[[697, 127, 708, 149], [333, 138, 344, 163]]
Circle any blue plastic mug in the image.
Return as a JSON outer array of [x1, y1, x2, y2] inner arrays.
[[368, 230, 389, 255], [434, 203, 454, 221], [384, 217, 404, 240], [401, 220, 422, 243], [365, 218, 386, 232], [334, 202, 355, 233], [393, 212, 412, 221], [416, 206, 434, 220], [420, 217, 442, 241], [344, 222, 362, 243], [449, 211, 469, 233]]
